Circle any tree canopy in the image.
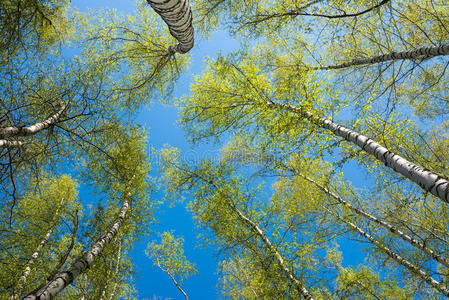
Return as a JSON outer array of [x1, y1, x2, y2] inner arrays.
[[0, 0, 448, 299]]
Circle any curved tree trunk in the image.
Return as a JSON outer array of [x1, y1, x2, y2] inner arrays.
[[267, 101, 449, 204], [156, 259, 189, 300], [0, 104, 66, 139], [326, 206, 449, 297], [313, 44, 449, 70], [147, 0, 194, 54]]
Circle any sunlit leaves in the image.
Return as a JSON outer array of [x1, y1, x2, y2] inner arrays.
[[146, 232, 198, 285]]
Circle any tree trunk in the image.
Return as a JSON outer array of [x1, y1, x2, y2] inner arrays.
[[267, 101, 449, 204], [156, 259, 189, 300], [12, 201, 65, 299], [24, 197, 130, 300], [313, 44, 449, 70], [326, 207, 449, 297], [102, 240, 123, 300], [0, 104, 66, 139], [188, 169, 314, 300], [0, 140, 24, 148], [147, 0, 194, 54], [12, 226, 55, 300], [226, 199, 314, 299], [281, 163, 449, 269]]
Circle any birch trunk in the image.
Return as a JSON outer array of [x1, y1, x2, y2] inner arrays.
[[190, 171, 314, 300], [12, 226, 55, 300], [286, 166, 449, 269], [326, 207, 449, 296], [267, 101, 449, 204], [156, 259, 189, 300], [12, 201, 65, 299], [98, 239, 123, 300], [0, 140, 24, 148], [24, 197, 130, 299], [147, 0, 194, 54], [226, 199, 314, 299], [0, 104, 66, 139], [314, 43, 449, 70]]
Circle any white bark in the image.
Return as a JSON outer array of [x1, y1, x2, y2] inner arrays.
[[192, 172, 314, 300], [327, 207, 449, 296], [99, 239, 123, 300], [12, 226, 55, 300], [227, 200, 314, 299], [0, 104, 66, 139], [0, 140, 24, 148], [156, 259, 189, 300], [315, 43, 449, 70], [24, 197, 130, 300], [267, 101, 449, 204], [285, 167, 449, 269], [147, 0, 194, 54], [12, 201, 64, 299], [107, 240, 122, 300]]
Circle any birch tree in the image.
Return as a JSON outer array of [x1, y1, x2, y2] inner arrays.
[[147, 0, 195, 53], [0, 175, 80, 299], [146, 232, 198, 300], [160, 142, 438, 297], [160, 148, 345, 298], [24, 127, 152, 299], [1, 1, 190, 298], [192, 0, 449, 121], [0, 0, 189, 237], [268, 151, 449, 296], [183, 121, 447, 298], [174, 0, 448, 296], [179, 49, 449, 204]]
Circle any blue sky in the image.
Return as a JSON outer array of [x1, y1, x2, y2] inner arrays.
[[132, 29, 239, 298], [73, 0, 240, 298], [72, 1, 372, 298]]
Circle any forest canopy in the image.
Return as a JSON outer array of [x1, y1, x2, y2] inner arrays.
[[0, 0, 448, 299]]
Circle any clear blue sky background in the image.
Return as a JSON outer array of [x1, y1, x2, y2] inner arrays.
[[73, 1, 369, 298]]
